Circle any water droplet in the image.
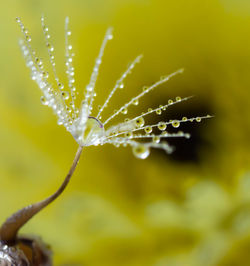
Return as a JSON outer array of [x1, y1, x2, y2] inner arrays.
[[108, 34, 113, 40], [182, 117, 188, 121], [132, 145, 150, 159], [143, 86, 149, 92], [135, 117, 145, 128], [118, 82, 124, 89], [153, 136, 160, 143], [196, 117, 201, 122], [42, 71, 49, 78], [144, 126, 152, 133], [168, 99, 173, 105], [156, 109, 162, 115], [40, 96, 48, 105], [158, 122, 166, 131], [172, 120, 180, 128], [66, 106, 72, 113], [121, 107, 128, 114], [176, 96, 181, 102], [125, 131, 133, 138], [57, 119, 63, 126], [26, 35, 31, 42], [86, 85, 93, 92], [147, 108, 153, 112], [132, 99, 139, 105], [177, 131, 184, 136], [35, 57, 41, 65], [61, 91, 69, 100], [161, 131, 167, 136], [58, 83, 64, 90]]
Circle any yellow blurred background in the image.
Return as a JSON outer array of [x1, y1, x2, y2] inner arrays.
[[1, 0, 250, 265]]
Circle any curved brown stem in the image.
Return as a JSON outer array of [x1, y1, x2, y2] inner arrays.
[[0, 145, 83, 245]]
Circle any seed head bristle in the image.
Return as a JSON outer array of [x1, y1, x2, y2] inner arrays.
[[83, 27, 113, 117], [120, 95, 193, 125], [103, 68, 184, 125], [122, 132, 190, 140], [65, 16, 78, 118], [105, 114, 211, 140], [41, 16, 72, 122], [96, 55, 143, 119]]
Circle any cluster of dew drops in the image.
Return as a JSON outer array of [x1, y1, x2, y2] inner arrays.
[[16, 16, 212, 159], [105, 94, 211, 159], [16, 16, 80, 130]]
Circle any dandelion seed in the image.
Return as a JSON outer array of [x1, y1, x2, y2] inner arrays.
[[17, 16, 211, 159]]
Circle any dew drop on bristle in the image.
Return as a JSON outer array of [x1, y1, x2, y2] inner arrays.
[[156, 109, 162, 115], [145, 126, 152, 133], [161, 131, 167, 136], [58, 83, 64, 90], [158, 122, 166, 131], [26, 35, 31, 42], [40, 96, 48, 105], [172, 120, 180, 128], [121, 107, 128, 114], [125, 131, 133, 138], [133, 145, 150, 159], [118, 82, 124, 89], [153, 136, 160, 143], [132, 98, 139, 105], [135, 117, 145, 128], [61, 91, 69, 100], [196, 117, 201, 122]]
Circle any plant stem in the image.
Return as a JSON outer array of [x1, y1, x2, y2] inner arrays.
[[0, 145, 83, 245]]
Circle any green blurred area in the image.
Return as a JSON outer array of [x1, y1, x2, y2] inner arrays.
[[1, 0, 250, 265]]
